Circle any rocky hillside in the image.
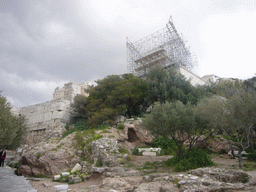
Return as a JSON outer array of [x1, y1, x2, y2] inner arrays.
[[8, 122, 256, 191], [9, 122, 154, 177]]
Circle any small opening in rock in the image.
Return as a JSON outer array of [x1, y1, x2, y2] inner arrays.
[[127, 128, 139, 142]]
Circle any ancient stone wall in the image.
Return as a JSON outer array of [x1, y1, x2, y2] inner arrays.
[[14, 82, 91, 144], [172, 64, 206, 86], [53, 82, 91, 101]]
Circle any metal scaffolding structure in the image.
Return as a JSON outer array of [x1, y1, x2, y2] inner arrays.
[[127, 17, 196, 77]]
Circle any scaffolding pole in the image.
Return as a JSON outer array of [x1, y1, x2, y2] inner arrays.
[[127, 17, 196, 77]]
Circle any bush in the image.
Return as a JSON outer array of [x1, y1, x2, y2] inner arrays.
[[151, 136, 176, 155], [132, 146, 142, 156], [117, 123, 125, 130], [165, 148, 214, 172], [247, 153, 256, 162], [119, 147, 129, 154], [63, 119, 89, 138]]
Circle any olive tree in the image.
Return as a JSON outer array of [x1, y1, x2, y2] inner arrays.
[[196, 88, 256, 167], [143, 101, 212, 160]]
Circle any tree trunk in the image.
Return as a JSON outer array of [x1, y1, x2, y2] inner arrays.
[[238, 150, 243, 168], [177, 144, 183, 161], [249, 128, 255, 153]]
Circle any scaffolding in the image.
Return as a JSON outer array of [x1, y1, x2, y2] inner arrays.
[[127, 17, 196, 77]]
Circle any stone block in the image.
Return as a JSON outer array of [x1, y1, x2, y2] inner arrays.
[[138, 148, 161, 155], [142, 151, 156, 156], [61, 172, 70, 177], [54, 175, 61, 180], [54, 185, 68, 192], [69, 176, 82, 183], [91, 167, 105, 173], [71, 163, 82, 173]]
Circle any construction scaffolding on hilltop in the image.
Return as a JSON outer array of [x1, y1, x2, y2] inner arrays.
[[127, 16, 196, 77]]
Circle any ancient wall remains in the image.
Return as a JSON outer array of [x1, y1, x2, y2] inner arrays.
[[172, 64, 206, 86], [53, 82, 91, 101], [14, 82, 91, 144]]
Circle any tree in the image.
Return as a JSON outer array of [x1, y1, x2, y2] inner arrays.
[[146, 66, 210, 105], [243, 75, 256, 90], [146, 66, 168, 104], [71, 94, 89, 121], [0, 91, 27, 149], [196, 87, 256, 167], [72, 74, 148, 127], [143, 101, 212, 161]]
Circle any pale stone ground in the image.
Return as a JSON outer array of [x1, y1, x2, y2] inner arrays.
[[28, 154, 256, 192]]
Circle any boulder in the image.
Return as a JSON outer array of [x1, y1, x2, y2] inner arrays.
[[89, 138, 128, 167], [18, 132, 80, 176], [101, 178, 132, 190], [68, 175, 82, 183]]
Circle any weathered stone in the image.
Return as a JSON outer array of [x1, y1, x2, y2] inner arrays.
[[53, 175, 61, 180], [61, 172, 70, 177], [135, 182, 161, 192], [71, 163, 82, 173], [138, 148, 161, 154], [54, 185, 68, 192], [12, 82, 91, 145], [101, 178, 132, 190], [17, 132, 80, 176], [89, 138, 128, 167], [142, 151, 156, 156], [69, 175, 82, 183], [91, 167, 106, 173]]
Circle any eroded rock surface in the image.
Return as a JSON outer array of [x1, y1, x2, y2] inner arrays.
[[16, 132, 80, 176]]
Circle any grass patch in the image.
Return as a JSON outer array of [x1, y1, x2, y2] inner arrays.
[[127, 162, 136, 168], [243, 163, 256, 171], [140, 161, 159, 171], [117, 123, 125, 130], [119, 147, 129, 154]]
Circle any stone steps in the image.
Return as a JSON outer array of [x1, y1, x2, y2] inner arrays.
[[0, 166, 37, 192]]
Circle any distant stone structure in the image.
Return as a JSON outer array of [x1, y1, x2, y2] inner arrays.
[[172, 64, 206, 86], [13, 82, 91, 144]]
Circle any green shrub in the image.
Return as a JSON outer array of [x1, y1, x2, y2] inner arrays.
[[74, 132, 86, 149], [165, 148, 214, 172], [119, 147, 129, 154], [117, 123, 125, 130], [85, 134, 103, 151], [63, 119, 89, 138], [247, 153, 256, 162], [13, 162, 19, 168], [132, 146, 142, 156], [151, 136, 176, 155]]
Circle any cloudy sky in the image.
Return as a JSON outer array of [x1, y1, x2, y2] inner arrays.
[[1, 0, 256, 108]]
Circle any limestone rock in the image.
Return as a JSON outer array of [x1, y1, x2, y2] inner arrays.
[[61, 172, 70, 177], [69, 175, 82, 183], [71, 163, 82, 173], [89, 138, 128, 167], [54, 175, 61, 180], [101, 178, 132, 190], [135, 182, 162, 192], [18, 132, 80, 176]]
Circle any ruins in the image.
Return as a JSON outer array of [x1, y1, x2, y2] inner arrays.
[[12, 82, 91, 144], [14, 17, 223, 144]]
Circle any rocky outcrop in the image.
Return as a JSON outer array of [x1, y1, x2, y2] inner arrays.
[[95, 168, 252, 192], [17, 133, 80, 176], [116, 123, 154, 151], [89, 138, 129, 167]]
